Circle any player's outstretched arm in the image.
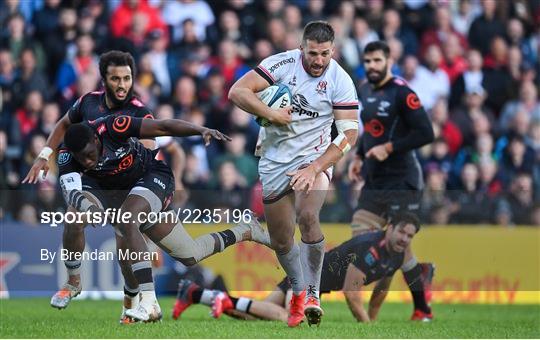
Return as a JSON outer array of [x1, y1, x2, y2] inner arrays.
[[343, 263, 370, 322], [228, 71, 292, 126], [138, 118, 231, 146], [23, 114, 72, 184], [368, 276, 393, 321]]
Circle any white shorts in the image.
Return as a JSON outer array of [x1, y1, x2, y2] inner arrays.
[[259, 154, 333, 204]]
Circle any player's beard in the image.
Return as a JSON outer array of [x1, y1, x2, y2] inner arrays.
[[105, 83, 133, 108], [366, 64, 388, 85]]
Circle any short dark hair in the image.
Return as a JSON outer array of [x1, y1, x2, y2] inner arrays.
[[98, 50, 136, 79], [302, 21, 334, 44], [65, 123, 94, 153], [364, 41, 390, 58], [390, 212, 421, 233]]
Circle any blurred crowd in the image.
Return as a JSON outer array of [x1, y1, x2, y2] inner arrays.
[[0, 0, 539, 226]]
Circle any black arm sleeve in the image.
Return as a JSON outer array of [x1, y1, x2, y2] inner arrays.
[[66, 95, 85, 123], [107, 115, 143, 140], [390, 87, 435, 153]]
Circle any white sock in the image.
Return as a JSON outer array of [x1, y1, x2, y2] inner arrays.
[[300, 239, 325, 300], [200, 289, 215, 306], [236, 297, 252, 313]]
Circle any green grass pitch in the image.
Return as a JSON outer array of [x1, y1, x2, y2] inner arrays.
[[1, 298, 539, 338]]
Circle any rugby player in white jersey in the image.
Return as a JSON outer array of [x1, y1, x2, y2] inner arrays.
[[229, 21, 359, 327]]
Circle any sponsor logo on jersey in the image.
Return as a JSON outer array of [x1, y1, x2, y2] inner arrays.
[[364, 252, 376, 266], [292, 94, 320, 118], [377, 100, 391, 116], [153, 178, 166, 190], [268, 57, 295, 73], [288, 75, 297, 87], [113, 116, 131, 133], [406, 93, 421, 109], [316, 80, 327, 94], [364, 118, 384, 137], [367, 97, 376, 103], [57, 152, 71, 166]]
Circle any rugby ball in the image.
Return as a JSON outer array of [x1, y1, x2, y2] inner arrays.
[[255, 84, 292, 127]]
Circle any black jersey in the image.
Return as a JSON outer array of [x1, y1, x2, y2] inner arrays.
[[320, 231, 404, 291], [278, 231, 404, 293], [67, 91, 154, 123], [357, 77, 434, 188], [57, 115, 155, 189]]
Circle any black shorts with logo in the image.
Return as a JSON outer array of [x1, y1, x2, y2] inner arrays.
[[81, 159, 174, 212], [357, 179, 422, 219]]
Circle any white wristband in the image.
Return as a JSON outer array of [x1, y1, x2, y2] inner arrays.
[[37, 147, 53, 161]]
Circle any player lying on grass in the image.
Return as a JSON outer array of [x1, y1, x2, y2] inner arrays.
[[173, 212, 434, 323], [55, 114, 270, 322]]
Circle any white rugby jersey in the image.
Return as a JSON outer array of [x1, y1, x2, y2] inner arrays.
[[254, 49, 359, 163]]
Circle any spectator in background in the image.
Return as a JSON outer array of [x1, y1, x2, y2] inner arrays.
[[146, 29, 175, 99], [404, 45, 449, 111], [495, 172, 536, 226], [430, 98, 463, 155], [210, 39, 249, 91], [175, 18, 203, 57], [482, 36, 514, 114], [506, 17, 536, 66], [135, 53, 161, 109], [19, 133, 48, 180], [110, 0, 167, 42], [12, 48, 49, 109], [255, 0, 285, 37], [14, 90, 43, 142], [30, 102, 60, 138], [228, 106, 260, 152], [440, 33, 468, 84], [200, 70, 229, 131], [180, 108, 210, 178], [303, 0, 325, 26], [450, 163, 492, 224], [499, 81, 540, 130], [450, 49, 485, 109], [43, 7, 78, 82], [419, 6, 468, 58], [32, 0, 61, 42], [1, 13, 46, 71], [477, 157, 503, 200], [56, 34, 99, 104], [468, 0, 505, 55], [498, 134, 535, 188], [210, 160, 249, 210], [0, 49, 16, 111], [172, 76, 198, 118], [213, 131, 258, 186], [0, 129, 18, 191], [212, 10, 252, 60], [266, 18, 287, 52], [451, 85, 497, 148], [422, 137, 453, 176], [252, 39, 274, 65], [342, 16, 379, 70], [284, 4, 303, 34], [420, 164, 452, 224], [379, 8, 418, 56], [162, 0, 214, 44], [451, 0, 480, 37]]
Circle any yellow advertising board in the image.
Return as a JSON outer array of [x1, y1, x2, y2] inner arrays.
[[185, 225, 540, 304]]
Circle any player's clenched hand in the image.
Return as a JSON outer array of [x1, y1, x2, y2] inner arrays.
[[201, 128, 232, 146], [22, 158, 49, 184], [366, 144, 389, 161], [348, 157, 363, 182], [287, 165, 317, 194], [268, 106, 292, 126]]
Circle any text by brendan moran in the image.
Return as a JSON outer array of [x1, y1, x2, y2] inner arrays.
[[40, 249, 158, 263]]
